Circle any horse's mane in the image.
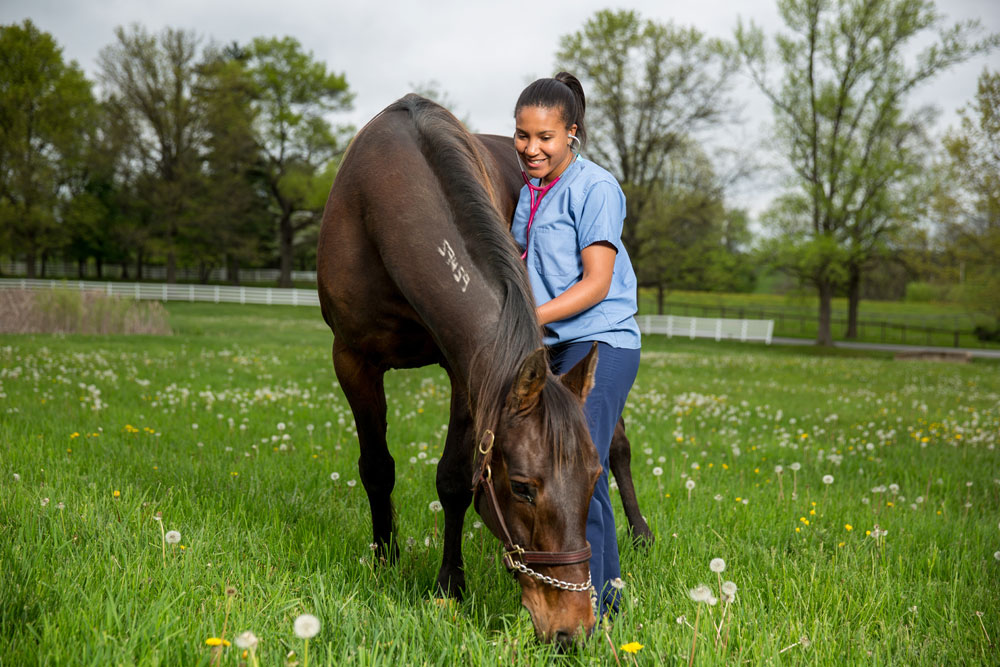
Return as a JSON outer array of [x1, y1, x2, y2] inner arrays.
[[388, 95, 585, 465]]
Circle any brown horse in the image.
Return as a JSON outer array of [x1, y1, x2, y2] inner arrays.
[[317, 95, 648, 644]]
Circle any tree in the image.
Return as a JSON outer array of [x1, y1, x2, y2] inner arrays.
[[556, 9, 741, 286], [736, 0, 999, 345], [934, 69, 1000, 329], [637, 140, 755, 311], [245, 36, 352, 287], [98, 24, 203, 283], [0, 20, 96, 278], [189, 44, 271, 283]]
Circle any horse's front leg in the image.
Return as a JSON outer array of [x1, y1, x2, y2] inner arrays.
[[609, 417, 655, 546], [333, 340, 398, 564], [434, 376, 474, 598]]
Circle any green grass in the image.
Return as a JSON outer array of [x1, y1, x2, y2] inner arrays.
[[2, 302, 998, 665], [638, 289, 1000, 349]]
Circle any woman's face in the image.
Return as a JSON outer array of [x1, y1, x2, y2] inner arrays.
[[514, 105, 577, 185]]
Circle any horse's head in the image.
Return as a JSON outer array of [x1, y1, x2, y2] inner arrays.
[[474, 344, 602, 646]]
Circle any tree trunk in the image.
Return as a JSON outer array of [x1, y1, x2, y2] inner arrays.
[[279, 211, 294, 288], [228, 255, 240, 286], [136, 249, 144, 281], [845, 262, 860, 339], [96, 257, 103, 279], [167, 248, 177, 284], [26, 254, 37, 279], [120, 260, 129, 280], [78, 259, 86, 279], [817, 280, 834, 346], [40, 251, 48, 278], [657, 283, 664, 315]]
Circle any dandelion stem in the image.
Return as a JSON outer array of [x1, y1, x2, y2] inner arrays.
[[975, 613, 990, 644], [304, 638, 310, 667], [604, 625, 622, 667], [778, 638, 801, 654], [689, 604, 701, 667]]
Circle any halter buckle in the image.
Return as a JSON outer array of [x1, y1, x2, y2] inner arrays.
[[478, 429, 495, 455], [503, 545, 525, 568]]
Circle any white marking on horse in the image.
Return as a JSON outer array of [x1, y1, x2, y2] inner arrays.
[[438, 239, 470, 293]]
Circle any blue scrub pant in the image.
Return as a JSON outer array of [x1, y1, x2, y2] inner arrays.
[[548, 341, 640, 618]]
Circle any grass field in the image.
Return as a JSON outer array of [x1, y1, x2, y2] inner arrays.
[[2, 302, 998, 665]]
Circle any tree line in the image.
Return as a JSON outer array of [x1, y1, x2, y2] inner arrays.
[[1, 1, 998, 343]]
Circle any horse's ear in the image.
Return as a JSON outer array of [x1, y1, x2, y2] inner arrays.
[[561, 342, 598, 402], [510, 348, 548, 412]]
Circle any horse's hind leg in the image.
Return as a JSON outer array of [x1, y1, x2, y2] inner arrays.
[[609, 417, 655, 546], [434, 374, 474, 598], [333, 340, 398, 563]]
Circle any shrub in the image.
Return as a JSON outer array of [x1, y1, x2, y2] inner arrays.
[[904, 282, 948, 303], [0, 289, 171, 335]]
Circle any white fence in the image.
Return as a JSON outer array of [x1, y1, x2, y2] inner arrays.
[[0, 278, 320, 307], [638, 314, 773, 344], [1, 280, 772, 342], [0, 261, 317, 284]]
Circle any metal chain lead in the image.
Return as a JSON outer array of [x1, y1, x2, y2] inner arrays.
[[511, 560, 592, 592]]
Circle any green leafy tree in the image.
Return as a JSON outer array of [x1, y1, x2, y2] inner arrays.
[[736, 0, 998, 345], [98, 24, 203, 283], [0, 20, 96, 278], [934, 69, 1000, 329], [556, 9, 741, 288], [245, 36, 353, 287]]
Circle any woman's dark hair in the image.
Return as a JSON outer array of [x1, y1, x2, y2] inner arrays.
[[514, 71, 587, 147]]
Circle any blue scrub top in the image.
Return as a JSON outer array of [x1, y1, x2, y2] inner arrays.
[[511, 157, 641, 349]]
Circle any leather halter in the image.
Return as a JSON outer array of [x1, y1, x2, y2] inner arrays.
[[471, 429, 592, 574]]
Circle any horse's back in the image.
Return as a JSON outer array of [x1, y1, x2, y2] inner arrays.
[[317, 98, 518, 374]]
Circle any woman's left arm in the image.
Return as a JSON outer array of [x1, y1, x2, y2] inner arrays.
[[535, 242, 616, 326]]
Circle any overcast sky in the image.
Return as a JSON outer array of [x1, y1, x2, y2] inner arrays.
[[3, 0, 998, 216]]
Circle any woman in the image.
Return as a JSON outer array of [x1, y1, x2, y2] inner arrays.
[[511, 72, 641, 620]]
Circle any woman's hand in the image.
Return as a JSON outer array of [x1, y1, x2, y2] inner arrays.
[[536, 241, 616, 326]]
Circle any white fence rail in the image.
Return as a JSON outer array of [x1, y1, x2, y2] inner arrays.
[[0, 261, 317, 284], [0, 278, 320, 307], [638, 314, 773, 344], [2, 280, 772, 342]]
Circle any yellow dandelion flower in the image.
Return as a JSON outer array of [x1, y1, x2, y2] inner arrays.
[[796, 527, 801, 533], [845, 524, 853, 531], [70, 432, 80, 439], [809, 509, 816, 516], [113, 490, 120, 498], [838, 542, 845, 547], [620, 641, 643, 654], [205, 637, 231, 647], [230, 471, 239, 477]]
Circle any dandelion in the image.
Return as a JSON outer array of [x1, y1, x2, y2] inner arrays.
[[277, 422, 286, 431], [721, 581, 737, 598], [775, 465, 785, 500], [994, 551, 1000, 561], [653, 466, 663, 476], [235, 631, 260, 667], [790, 462, 800, 497], [12, 473, 20, 482], [823, 475, 834, 484], [688, 584, 711, 666], [347, 480, 357, 487], [166, 530, 181, 544], [113, 490, 120, 498], [330, 472, 340, 482], [205, 637, 231, 647], [686, 478, 695, 501], [294, 613, 321, 667], [40, 497, 50, 507], [620, 641, 643, 654], [710, 558, 725, 573], [429, 500, 443, 536]]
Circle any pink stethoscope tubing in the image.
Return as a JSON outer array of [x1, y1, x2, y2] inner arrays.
[[518, 170, 561, 260]]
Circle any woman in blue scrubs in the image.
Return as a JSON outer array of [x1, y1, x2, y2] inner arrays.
[[511, 72, 641, 620]]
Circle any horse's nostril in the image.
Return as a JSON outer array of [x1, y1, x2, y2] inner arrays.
[[553, 630, 574, 647]]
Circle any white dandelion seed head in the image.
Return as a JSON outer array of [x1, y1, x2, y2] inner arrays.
[[330, 472, 340, 481], [889, 483, 900, 494], [294, 613, 320, 639], [235, 631, 259, 650], [994, 551, 1000, 561], [688, 584, 712, 603], [610, 577, 625, 590], [823, 475, 834, 485], [56, 502, 65, 510], [714, 494, 724, 502], [429, 501, 443, 513], [685, 479, 696, 490], [165, 530, 181, 544], [347, 480, 356, 487], [721, 581, 737, 596], [12, 473, 20, 482], [709, 558, 726, 573], [277, 422, 286, 431], [652, 467, 663, 477], [40, 497, 49, 507], [708, 596, 718, 606], [790, 462, 801, 471], [742, 498, 749, 505], [774, 465, 783, 474], [473, 521, 482, 529], [676, 615, 686, 624]]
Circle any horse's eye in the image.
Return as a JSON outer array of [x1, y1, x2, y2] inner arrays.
[[510, 481, 536, 504]]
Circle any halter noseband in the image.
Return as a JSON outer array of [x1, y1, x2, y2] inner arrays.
[[471, 429, 592, 591]]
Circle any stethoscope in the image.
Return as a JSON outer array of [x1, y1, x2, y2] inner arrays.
[[515, 135, 580, 260]]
